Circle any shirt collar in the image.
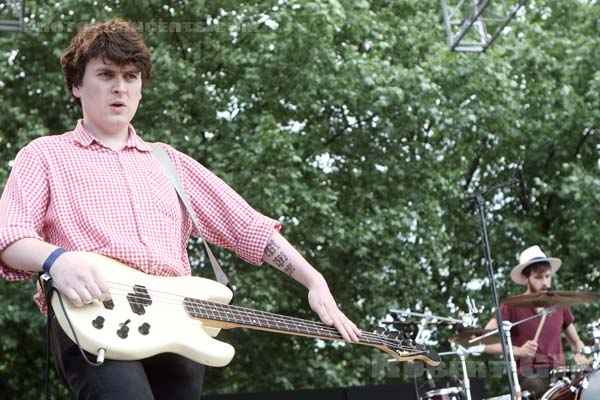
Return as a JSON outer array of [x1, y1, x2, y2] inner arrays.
[[72, 119, 151, 152]]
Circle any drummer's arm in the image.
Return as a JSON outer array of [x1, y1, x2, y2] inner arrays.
[[564, 323, 588, 365], [483, 317, 503, 354], [482, 316, 536, 357]]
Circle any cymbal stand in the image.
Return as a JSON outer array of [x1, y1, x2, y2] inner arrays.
[[470, 307, 555, 400], [391, 309, 464, 343], [439, 345, 484, 400]]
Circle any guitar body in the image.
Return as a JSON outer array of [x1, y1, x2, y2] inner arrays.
[[51, 252, 236, 367]]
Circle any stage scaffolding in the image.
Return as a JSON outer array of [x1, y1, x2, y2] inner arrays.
[[441, 0, 528, 52]]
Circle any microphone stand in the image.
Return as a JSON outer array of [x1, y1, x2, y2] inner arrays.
[[466, 177, 520, 400]]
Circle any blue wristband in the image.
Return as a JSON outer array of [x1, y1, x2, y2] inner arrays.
[[43, 248, 67, 275]]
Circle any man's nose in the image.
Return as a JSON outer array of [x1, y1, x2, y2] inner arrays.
[[112, 76, 126, 93]]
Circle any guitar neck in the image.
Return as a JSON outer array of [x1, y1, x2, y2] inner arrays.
[[182, 297, 440, 366], [183, 297, 380, 346]]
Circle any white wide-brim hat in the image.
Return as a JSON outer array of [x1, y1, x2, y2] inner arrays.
[[510, 245, 561, 285]]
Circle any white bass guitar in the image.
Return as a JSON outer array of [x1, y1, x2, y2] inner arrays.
[[50, 252, 441, 367]]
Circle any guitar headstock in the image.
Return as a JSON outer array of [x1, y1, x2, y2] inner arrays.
[[372, 327, 441, 367]]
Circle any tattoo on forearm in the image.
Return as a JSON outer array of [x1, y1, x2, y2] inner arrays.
[[283, 262, 296, 276], [266, 239, 296, 276], [265, 239, 280, 258]]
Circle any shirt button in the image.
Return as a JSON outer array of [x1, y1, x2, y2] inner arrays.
[[141, 235, 148, 242]]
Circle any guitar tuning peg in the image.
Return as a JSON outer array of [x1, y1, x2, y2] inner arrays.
[[386, 331, 399, 339], [373, 327, 386, 335]]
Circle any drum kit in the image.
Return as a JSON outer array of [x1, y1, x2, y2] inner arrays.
[[387, 290, 600, 400]]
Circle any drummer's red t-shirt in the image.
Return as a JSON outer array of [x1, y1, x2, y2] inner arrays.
[[500, 305, 574, 373]]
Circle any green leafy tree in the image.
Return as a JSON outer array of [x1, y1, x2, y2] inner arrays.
[[0, 0, 598, 398]]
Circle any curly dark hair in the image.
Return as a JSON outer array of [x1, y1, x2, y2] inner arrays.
[[60, 18, 152, 108], [522, 261, 552, 278]]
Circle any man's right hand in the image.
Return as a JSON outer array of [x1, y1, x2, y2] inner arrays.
[[50, 252, 110, 307], [516, 340, 538, 358]]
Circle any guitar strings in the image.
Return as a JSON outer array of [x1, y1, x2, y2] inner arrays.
[[104, 282, 424, 352], [100, 282, 428, 354], [105, 283, 421, 352], [105, 283, 384, 343]]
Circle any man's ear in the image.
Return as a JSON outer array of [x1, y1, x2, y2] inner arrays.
[[72, 85, 81, 98]]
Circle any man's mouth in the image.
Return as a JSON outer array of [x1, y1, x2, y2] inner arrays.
[[110, 101, 126, 108]]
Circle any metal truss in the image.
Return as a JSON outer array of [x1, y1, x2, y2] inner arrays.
[[0, 0, 25, 32], [441, 0, 528, 52]]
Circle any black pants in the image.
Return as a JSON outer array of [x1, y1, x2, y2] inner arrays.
[[49, 316, 206, 400]]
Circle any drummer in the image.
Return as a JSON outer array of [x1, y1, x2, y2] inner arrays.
[[483, 245, 589, 399]]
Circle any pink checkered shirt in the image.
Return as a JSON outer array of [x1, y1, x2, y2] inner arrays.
[[0, 120, 280, 313]]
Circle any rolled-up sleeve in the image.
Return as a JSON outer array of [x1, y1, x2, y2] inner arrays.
[[164, 145, 280, 266], [0, 145, 49, 280]]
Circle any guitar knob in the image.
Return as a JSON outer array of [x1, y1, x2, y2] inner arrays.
[[117, 325, 129, 339], [138, 323, 151, 335], [116, 319, 131, 339], [92, 316, 105, 329]]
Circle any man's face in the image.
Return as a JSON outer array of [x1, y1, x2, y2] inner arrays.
[[526, 270, 552, 293], [72, 57, 142, 137]]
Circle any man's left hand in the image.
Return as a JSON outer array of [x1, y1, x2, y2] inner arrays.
[[308, 276, 362, 343], [574, 352, 590, 365]]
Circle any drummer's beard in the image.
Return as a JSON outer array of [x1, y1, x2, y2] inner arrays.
[[528, 283, 551, 293]]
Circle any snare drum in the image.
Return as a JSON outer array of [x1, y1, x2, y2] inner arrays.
[[421, 386, 463, 400], [541, 368, 600, 400]]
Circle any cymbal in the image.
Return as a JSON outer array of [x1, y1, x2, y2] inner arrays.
[[502, 291, 600, 308], [450, 329, 500, 347]]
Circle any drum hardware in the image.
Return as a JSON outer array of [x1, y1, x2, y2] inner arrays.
[[473, 308, 556, 400], [550, 365, 593, 385], [421, 386, 463, 400], [484, 391, 532, 400], [540, 368, 600, 400], [387, 309, 458, 346], [581, 344, 600, 369], [390, 309, 465, 325], [438, 345, 485, 400], [391, 296, 479, 329], [583, 320, 600, 369], [586, 320, 600, 341], [387, 300, 479, 400], [390, 297, 480, 346]]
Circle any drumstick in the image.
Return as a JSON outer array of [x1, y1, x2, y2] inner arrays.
[[533, 313, 547, 342]]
